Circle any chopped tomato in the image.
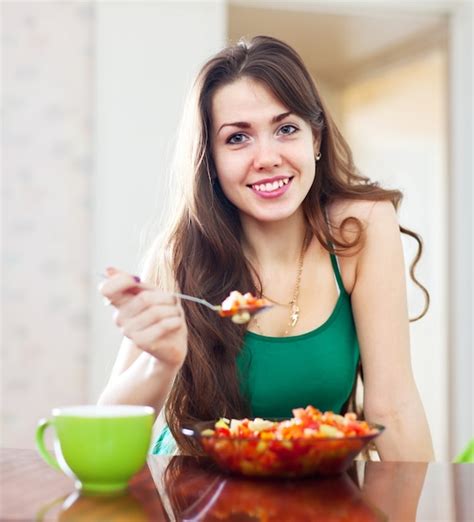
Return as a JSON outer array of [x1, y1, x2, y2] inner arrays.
[[203, 406, 377, 442], [218, 290, 269, 317], [199, 405, 380, 477]]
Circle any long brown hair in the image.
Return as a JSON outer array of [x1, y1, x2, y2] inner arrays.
[[142, 35, 429, 454]]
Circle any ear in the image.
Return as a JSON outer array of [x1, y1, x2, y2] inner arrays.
[[313, 135, 321, 155]]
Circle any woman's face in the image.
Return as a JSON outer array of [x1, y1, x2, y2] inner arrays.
[[211, 77, 320, 224]]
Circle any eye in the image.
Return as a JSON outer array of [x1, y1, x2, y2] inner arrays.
[[278, 124, 298, 136], [226, 133, 248, 145]]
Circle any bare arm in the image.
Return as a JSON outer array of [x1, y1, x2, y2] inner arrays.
[[97, 270, 188, 416], [349, 201, 434, 461], [97, 338, 179, 413]]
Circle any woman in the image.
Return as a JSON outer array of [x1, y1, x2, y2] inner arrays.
[[99, 35, 434, 461]]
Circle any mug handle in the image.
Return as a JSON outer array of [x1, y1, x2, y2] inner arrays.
[[35, 418, 61, 471]]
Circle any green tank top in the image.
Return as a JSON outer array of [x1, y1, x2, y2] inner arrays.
[[152, 253, 359, 455], [236, 253, 360, 418]]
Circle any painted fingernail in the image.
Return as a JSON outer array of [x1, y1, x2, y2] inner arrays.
[[133, 275, 141, 283]]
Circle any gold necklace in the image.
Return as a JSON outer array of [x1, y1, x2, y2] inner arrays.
[[252, 244, 306, 336]]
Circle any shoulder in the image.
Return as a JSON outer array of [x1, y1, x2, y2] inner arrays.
[[326, 199, 401, 292], [327, 198, 399, 248], [327, 198, 397, 231]]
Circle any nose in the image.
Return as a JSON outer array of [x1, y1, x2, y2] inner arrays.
[[252, 138, 282, 171]]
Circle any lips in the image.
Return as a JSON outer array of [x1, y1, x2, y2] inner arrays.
[[247, 176, 294, 199], [247, 176, 293, 192]]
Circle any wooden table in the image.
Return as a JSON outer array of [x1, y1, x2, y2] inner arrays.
[[1, 448, 472, 521]]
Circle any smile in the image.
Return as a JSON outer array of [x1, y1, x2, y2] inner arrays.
[[247, 176, 294, 199], [248, 177, 293, 192]]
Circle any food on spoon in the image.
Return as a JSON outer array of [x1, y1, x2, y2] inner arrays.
[[219, 291, 270, 323], [230, 311, 252, 324]]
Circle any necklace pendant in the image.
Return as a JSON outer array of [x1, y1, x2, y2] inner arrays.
[[290, 304, 300, 327]]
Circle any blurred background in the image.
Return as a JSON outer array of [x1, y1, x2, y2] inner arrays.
[[2, 0, 472, 467]]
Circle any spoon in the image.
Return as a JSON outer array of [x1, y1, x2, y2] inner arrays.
[[99, 273, 272, 324], [172, 291, 273, 324]]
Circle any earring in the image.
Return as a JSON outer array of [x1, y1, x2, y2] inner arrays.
[[315, 152, 322, 161]]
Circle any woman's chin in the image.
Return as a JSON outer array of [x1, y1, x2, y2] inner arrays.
[[241, 206, 302, 225]]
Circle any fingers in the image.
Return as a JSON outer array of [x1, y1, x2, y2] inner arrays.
[[98, 268, 187, 367], [100, 268, 183, 323], [132, 316, 184, 350], [99, 270, 149, 306], [116, 304, 181, 336], [122, 314, 187, 368], [114, 289, 183, 342], [116, 289, 178, 318]]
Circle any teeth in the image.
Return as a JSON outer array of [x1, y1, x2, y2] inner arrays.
[[252, 178, 290, 192]]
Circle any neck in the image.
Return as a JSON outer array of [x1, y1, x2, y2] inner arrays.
[[240, 210, 309, 269]]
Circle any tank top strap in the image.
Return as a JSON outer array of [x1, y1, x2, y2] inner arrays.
[[329, 252, 346, 295], [323, 205, 346, 296]]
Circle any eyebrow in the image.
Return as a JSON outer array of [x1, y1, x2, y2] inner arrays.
[[217, 111, 293, 135]]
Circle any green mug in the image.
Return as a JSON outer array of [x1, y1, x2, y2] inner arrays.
[[35, 405, 155, 494]]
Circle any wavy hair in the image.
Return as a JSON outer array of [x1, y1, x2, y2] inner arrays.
[[142, 35, 429, 454]]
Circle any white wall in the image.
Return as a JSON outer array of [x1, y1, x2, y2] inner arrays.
[[90, 2, 227, 401], [447, 1, 473, 459], [2, 3, 93, 448], [1, 1, 226, 449]]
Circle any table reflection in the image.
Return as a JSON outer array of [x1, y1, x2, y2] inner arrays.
[[154, 456, 427, 521], [36, 490, 149, 522], [33, 455, 430, 521], [3, 444, 465, 522], [362, 461, 428, 521]]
